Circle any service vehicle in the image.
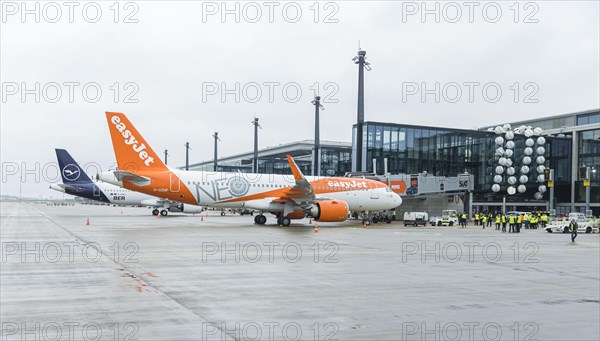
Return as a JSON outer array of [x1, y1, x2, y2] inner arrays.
[[403, 211, 429, 226], [545, 213, 599, 234], [429, 210, 459, 226]]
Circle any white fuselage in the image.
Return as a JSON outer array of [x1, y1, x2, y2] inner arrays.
[[174, 171, 402, 212]]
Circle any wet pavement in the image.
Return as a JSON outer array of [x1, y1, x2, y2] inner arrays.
[[1, 202, 599, 340]]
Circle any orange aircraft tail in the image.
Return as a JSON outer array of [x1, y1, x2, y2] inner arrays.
[[105, 112, 168, 174]]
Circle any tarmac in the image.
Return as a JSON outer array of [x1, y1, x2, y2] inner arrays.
[[1, 202, 599, 341]]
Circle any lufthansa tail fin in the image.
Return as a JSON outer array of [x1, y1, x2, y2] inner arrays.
[[55, 149, 93, 184], [105, 112, 168, 173]]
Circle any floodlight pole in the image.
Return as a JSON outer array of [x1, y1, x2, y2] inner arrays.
[[312, 96, 323, 177], [549, 169, 554, 212], [252, 118, 260, 173], [213, 132, 220, 172], [185, 142, 190, 171], [353, 48, 370, 172], [585, 167, 591, 215]]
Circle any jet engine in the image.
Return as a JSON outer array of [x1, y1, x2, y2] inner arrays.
[[309, 200, 349, 222], [169, 203, 204, 214]]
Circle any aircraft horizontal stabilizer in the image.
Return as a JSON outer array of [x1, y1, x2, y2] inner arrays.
[[114, 170, 151, 186]]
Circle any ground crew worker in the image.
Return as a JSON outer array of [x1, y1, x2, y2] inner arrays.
[[517, 215, 523, 233], [392, 210, 396, 221], [475, 213, 480, 226], [509, 215, 515, 233], [481, 214, 487, 229], [461, 212, 467, 228], [569, 219, 578, 242], [530, 216, 537, 229], [495, 214, 501, 230], [541, 214, 548, 228], [488, 213, 493, 227], [524, 214, 530, 229], [502, 214, 507, 232]]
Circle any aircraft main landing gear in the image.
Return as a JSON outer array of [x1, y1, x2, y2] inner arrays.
[[160, 209, 168, 216], [254, 214, 267, 225], [277, 217, 291, 227], [152, 209, 159, 216]]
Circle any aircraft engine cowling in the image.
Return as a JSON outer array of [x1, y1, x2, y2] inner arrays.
[[309, 200, 349, 222], [169, 203, 204, 214]]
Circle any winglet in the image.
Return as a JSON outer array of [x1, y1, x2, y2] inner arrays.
[[286, 154, 305, 180]]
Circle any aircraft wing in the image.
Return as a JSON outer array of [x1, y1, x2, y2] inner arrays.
[[140, 198, 172, 208]]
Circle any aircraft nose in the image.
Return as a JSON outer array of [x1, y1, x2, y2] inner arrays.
[[394, 192, 402, 206]]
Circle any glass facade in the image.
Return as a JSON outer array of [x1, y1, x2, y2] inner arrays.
[[213, 146, 352, 176], [576, 111, 600, 125], [359, 122, 572, 203], [576, 129, 600, 204]]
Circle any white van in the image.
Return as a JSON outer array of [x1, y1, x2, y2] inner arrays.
[[403, 212, 429, 226]]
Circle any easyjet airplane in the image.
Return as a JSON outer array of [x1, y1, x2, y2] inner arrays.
[[98, 112, 402, 226], [50, 149, 203, 216]]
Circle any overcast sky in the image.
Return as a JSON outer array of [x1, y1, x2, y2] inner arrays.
[[1, 0, 599, 198]]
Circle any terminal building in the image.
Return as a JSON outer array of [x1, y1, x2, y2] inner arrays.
[[189, 109, 599, 217]]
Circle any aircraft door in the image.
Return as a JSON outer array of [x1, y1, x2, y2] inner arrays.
[[170, 173, 181, 192]]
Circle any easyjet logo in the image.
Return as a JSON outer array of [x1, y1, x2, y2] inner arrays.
[[327, 180, 368, 189], [111, 115, 154, 166]]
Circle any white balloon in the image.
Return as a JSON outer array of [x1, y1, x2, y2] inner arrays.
[[519, 175, 529, 183], [517, 125, 526, 134], [496, 147, 505, 156], [507, 186, 516, 195], [520, 166, 530, 174], [536, 156, 545, 164], [499, 157, 507, 166], [524, 147, 533, 155], [536, 136, 546, 145], [533, 127, 543, 135], [537, 174, 545, 182], [505, 131, 514, 140], [524, 129, 533, 137], [492, 184, 501, 192], [494, 175, 503, 183], [538, 185, 547, 193], [508, 176, 517, 185], [505, 159, 513, 167], [534, 192, 543, 200], [536, 147, 545, 155], [525, 138, 535, 147], [507, 167, 516, 176], [494, 126, 504, 134], [518, 185, 526, 193], [537, 165, 546, 173], [495, 166, 504, 174], [503, 124, 511, 131], [487, 127, 495, 132], [505, 141, 515, 149], [505, 149, 514, 158], [522, 156, 531, 165], [495, 136, 504, 145]]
